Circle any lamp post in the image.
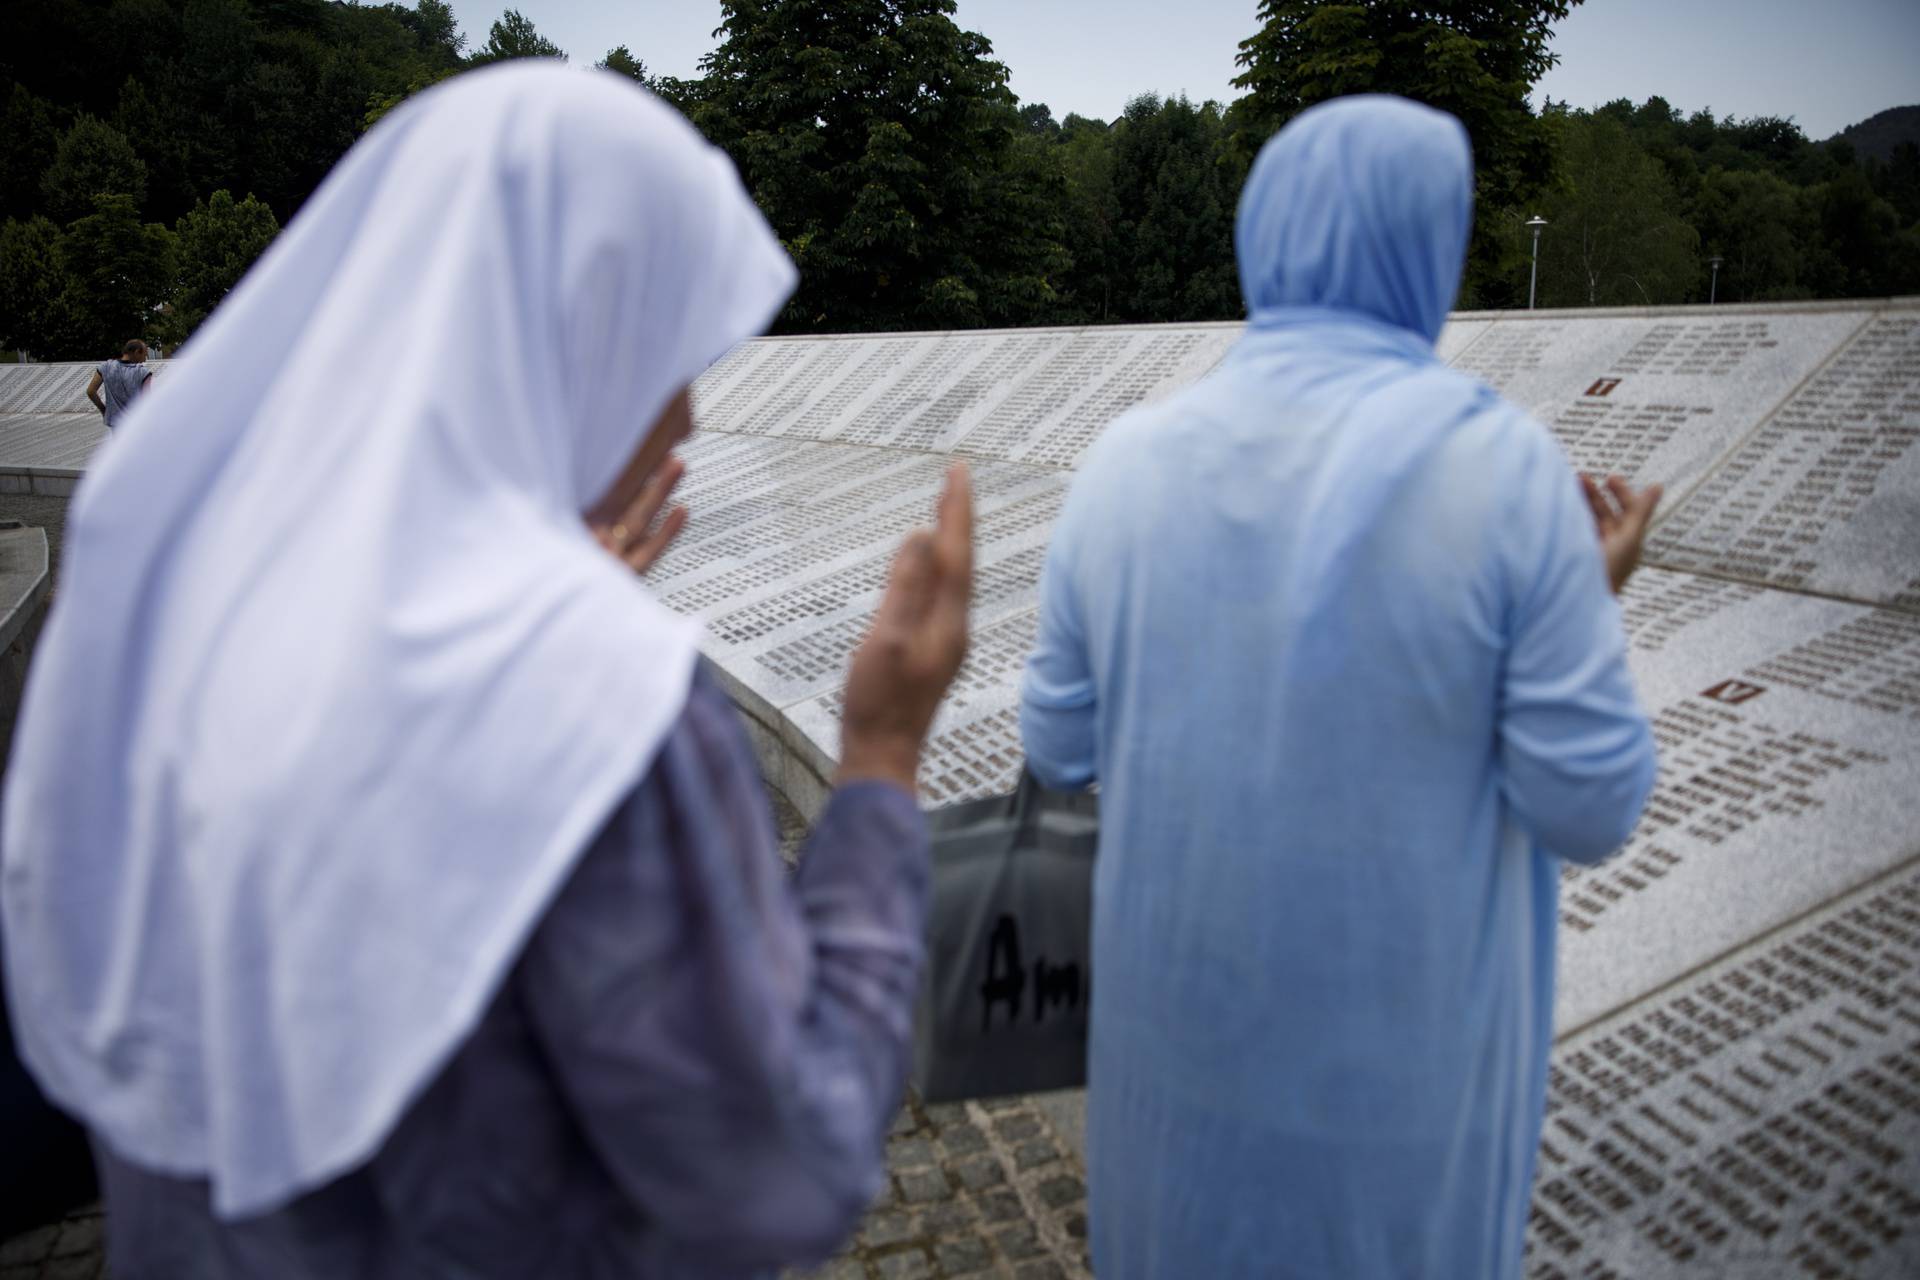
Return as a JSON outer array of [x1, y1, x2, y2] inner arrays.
[[1526, 216, 1548, 310], [1708, 255, 1724, 304]]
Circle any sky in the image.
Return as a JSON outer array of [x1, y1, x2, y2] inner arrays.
[[444, 1, 1920, 140]]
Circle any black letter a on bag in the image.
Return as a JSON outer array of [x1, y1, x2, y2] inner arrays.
[[980, 914, 1026, 1030]]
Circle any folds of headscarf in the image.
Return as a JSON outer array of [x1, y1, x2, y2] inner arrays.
[[1219, 95, 1519, 603], [2, 63, 797, 1218]]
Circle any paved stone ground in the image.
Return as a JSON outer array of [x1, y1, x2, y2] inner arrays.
[[0, 1206, 106, 1280], [790, 1095, 1090, 1280], [0, 496, 69, 583]]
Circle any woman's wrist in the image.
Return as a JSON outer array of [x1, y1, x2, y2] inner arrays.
[[835, 732, 921, 795]]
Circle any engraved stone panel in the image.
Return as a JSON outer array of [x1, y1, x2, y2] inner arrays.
[[1647, 314, 1920, 607], [1556, 573, 1920, 1032], [1532, 861, 1920, 1279], [0, 411, 107, 468], [954, 327, 1236, 465], [1449, 312, 1870, 508], [661, 433, 1064, 723], [1435, 318, 1493, 364]]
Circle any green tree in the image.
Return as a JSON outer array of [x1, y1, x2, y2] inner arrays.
[[364, 68, 461, 131], [1018, 102, 1061, 137], [161, 189, 280, 347], [1692, 167, 1813, 301], [1806, 165, 1903, 298], [181, 0, 259, 111], [42, 115, 150, 223], [470, 9, 566, 65], [598, 44, 653, 84], [1108, 94, 1240, 322], [1231, 0, 1579, 306], [595, 48, 698, 109], [52, 193, 178, 357], [1534, 113, 1699, 306], [1869, 141, 1920, 227], [1, 85, 62, 223], [403, 0, 467, 62], [0, 216, 66, 357], [690, 0, 1069, 332], [1054, 113, 1119, 321], [7, 0, 478, 229]]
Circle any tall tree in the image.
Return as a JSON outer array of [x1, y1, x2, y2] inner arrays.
[[52, 193, 178, 357], [597, 45, 653, 85], [470, 9, 566, 65], [42, 116, 150, 224], [1806, 164, 1904, 298], [0, 216, 65, 357], [1108, 94, 1240, 323], [1053, 113, 1119, 322], [689, 0, 1069, 332], [1533, 113, 1698, 306], [1, 86, 62, 224], [1231, 0, 1578, 306], [403, 0, 467, 62], [1692, 167, 1814, 302], [162, 189, 280, 347]]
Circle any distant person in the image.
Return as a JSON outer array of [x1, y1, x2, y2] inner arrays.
[[3, 64, 972, 1278], [86, 339, 153, 428], [1021, 96, 1661, 1280]]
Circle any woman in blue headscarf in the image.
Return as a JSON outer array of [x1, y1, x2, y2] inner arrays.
[[1021, 96, 1662, 1278]]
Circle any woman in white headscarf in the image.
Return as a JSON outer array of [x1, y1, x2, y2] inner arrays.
[[1, 63, 972, 1278]]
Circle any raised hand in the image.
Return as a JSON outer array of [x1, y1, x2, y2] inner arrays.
[[837, 464, 975, 794], [1580, 472, 1663, 595], [590, 454, 690, 576]]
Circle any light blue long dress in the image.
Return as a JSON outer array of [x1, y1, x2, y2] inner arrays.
[[1020, 96, 1658, 1280]]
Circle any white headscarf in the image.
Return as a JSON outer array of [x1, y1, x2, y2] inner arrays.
[[2, 63, 796, 1218]]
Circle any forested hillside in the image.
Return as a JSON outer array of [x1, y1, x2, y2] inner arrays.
[[1832, 105, 1920, 165], [2, 0, 1916, 359]]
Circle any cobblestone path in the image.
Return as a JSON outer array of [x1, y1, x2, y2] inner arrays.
[[0, 1206, 105, 1280], [795, 1093, 1091, 1280]]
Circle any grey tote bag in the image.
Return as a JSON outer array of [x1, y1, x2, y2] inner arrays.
[[911, 769, 1098, 1103]]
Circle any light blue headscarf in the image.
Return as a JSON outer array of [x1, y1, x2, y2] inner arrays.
[[1230, 95, 1502, 619], [1237, 93, 1471, 344], [1023, 96, 1655, 1279]]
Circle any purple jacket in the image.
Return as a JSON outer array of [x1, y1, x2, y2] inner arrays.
[[93, 666, 928, 1278]]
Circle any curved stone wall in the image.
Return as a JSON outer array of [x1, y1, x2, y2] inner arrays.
[[0, 525, 51, 775]]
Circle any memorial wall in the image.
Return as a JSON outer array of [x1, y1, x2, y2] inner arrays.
[[664, 300, 1920, 1278], [0, 302, 1914, 1274], [0, 359, 167, 473]]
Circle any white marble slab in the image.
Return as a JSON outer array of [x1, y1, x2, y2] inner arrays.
[[0, 411, 106, 469], [1648, 313, 1920, 609], [1555, 572, 1920, 1034], [662, 436, 1065, 721], [1533, 859, 1920, 1278], [1450, 311, 1871, 509], [955, 327, 1238, 466], [695, 326, 1244, 467]]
